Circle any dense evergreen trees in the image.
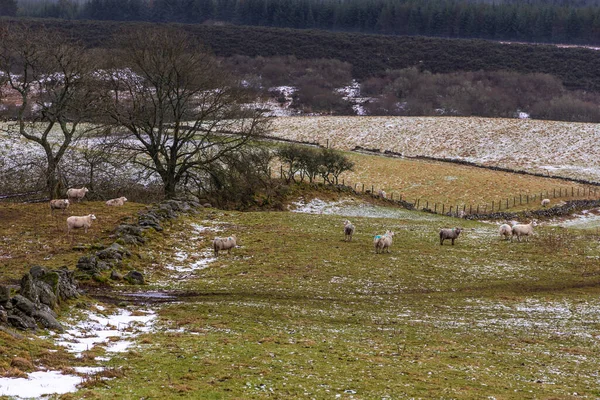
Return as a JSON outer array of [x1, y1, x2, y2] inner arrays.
[[13, 0, 600, 45]]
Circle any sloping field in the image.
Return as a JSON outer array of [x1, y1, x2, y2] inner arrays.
[[270, 116, 600, 183], [41, 204, 600, 398], [342, 152, 594, 207]]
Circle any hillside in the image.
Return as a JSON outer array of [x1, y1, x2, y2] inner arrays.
[[4, 19, 600, 91], [269, 116, 600, 183]]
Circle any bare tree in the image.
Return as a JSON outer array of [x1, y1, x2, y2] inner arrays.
[[0, 25, 100, 199], [102, 27, 271, 199]]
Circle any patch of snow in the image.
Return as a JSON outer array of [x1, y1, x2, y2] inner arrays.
[[0, 371, 82, 399]]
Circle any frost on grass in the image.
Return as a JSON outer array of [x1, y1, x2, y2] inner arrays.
[[0, 306, 156, 399], [55, 306, 156, 355], [270, 116, 600, 182], [290, 197, 439, 221]]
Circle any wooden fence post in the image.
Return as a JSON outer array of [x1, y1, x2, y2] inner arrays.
[[476, 204, 479, 214], [362, 183, 364, 192], [442, 204, 445, 214], [434, 203, 437, 213]]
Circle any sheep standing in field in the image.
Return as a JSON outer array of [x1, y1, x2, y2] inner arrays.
[[499, 223, 512, 240], [66, 214, 96, 235], [378, 189, 387, 199], [374, 230, 395, 254], [49, 199, 70, 215], [106, 196, 128, 207], [541, 198, 550, 207], [512, 221, 535, 242], [343, 220, 355, 242], [439, 227, 462, 246], [213, 235, 237, 256], [66, 187, 89, 203]]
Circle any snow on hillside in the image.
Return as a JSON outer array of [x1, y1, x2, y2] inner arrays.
[[268, 116, 600, 182]]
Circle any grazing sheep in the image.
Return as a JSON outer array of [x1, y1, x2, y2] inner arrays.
[[343, 220, 355, 242], [439, 227, 462, 246], [106, 196, 128, 207], [378, 189, 387, 199], [213, 235, 237, 256], [66, 187, 89, 203], [66, 214, 96, 235], [512, 221, 535, 242], [499, 223, 512, 240], [541, 198, 550, 207], [374, 230, 395, 254], [49, 199, 70, 215]]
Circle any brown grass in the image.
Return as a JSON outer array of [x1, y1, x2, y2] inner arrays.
[[0, 201, 146, 283], [340, 152, 594, 206]]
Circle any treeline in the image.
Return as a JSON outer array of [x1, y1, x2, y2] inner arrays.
[[7, 0, 600, 45], [360, 68, 600, 121], [14, 19, 600, 92], [222, 56, 600, 121]]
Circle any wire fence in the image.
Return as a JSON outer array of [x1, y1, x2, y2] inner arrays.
[[330, 177, 600, 218]]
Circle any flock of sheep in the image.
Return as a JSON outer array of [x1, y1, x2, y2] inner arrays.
[[48, 186, 128, 238], [342, 216, 536, 254]]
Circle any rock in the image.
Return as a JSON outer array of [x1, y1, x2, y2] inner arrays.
[[21, 266, 79, 309], [138, 212, 163, 231], [7, 313, 37, 331], [203, 203, 212, 208], [110, 270, 124, 281], [96, 243, 131, 261], [77, 255, 98, 273], [12, 295, 36, 315], [0, 307, 7, 323], [0, 285, 10, 304], [32, 310, 63, 331], [124, 271, 145, 285]]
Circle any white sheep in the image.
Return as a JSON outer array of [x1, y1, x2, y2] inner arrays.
[[66, 214, 96, 235], [378, 189, 387, 199], [512, 221, 535, 242], [213, 235, 237, 256], [66, 187, 89, 203], [374, 230, 394, 254], [440, 227, 462, 246], [343, 220, 355, 242], [541, 198, 550, 207], [499, 223, 512, 240], [49, 199, 70, 214], [106, 196, 128, 206]]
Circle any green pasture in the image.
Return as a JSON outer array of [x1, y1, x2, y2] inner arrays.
[[70, 206, 600, 399]]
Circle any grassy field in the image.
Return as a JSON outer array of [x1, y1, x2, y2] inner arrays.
[[0, 201, 146, 283], [269, 116, 600, 183], [340, 151, 594, 208], [51, 202, 600, 399]]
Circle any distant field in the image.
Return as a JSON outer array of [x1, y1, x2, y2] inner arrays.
[[340, 152, 594, 208], [270, 116, 600, 183]]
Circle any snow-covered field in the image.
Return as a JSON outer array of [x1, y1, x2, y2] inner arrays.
[[269, 116, 600, 182]]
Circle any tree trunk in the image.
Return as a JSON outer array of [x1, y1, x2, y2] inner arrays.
[[46, 161, 61, 200]]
